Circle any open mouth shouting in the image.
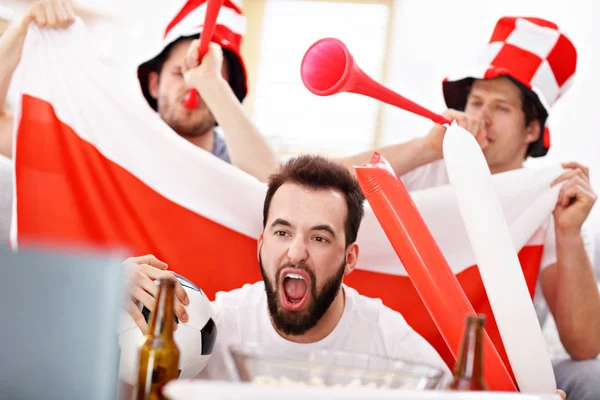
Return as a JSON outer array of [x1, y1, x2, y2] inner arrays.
[[279, 267, 311, 311]]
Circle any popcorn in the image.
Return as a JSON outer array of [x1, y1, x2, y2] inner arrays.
[[251, 375, 382, 389], [252, 375, 279, 385], [252, 375, 305, 387], [308, 377, 325, 386], [347, 378, 363, 388]]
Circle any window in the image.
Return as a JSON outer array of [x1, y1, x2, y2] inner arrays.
[[244, 0, 393, 158], [0, 6, 13, 35]]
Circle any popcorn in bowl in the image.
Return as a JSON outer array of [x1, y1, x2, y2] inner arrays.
[[229, 343, 447, 390], [252, 375, 388, 389]]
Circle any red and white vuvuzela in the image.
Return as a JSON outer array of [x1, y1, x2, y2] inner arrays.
[[300, 37, 452, 125]]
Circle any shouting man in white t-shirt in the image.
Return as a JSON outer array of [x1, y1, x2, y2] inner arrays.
[[124, 154, 449, 382]]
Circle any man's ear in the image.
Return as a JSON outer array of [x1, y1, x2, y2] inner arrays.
[[257, 233, 263, 261], [525, 119, 541, 145], [344, 243, 359, 276], [148, 71, 160, 100]]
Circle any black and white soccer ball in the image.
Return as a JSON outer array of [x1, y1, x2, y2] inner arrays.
[[117, 273, 217, 384]]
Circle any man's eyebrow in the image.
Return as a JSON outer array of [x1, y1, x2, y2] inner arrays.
[[470, 93, 514, 105], [270, 218, 291, 228], [311, 224, 336, 237]]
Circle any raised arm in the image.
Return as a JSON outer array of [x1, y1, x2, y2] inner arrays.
[[335, 109, 488, 177], [0, 0, 75, 158], [183, 40, 280, 182], [542, 162, 600, 359]]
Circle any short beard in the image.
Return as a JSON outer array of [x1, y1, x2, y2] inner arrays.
[[259, 252, 346, 336], [156, 93, 216, 138]]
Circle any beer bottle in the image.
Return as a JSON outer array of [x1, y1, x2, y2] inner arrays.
[[133, 277, 180, 400], [447, 314, 488, 391]]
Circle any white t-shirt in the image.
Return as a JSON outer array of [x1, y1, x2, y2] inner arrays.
[[400, 160, 596, 325], [198, 281, 450, 381]]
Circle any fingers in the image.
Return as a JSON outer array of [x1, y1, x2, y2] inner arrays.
[[129, 264, 189, 321], [138, 263, 172, 280], [137, 269, 160, 299], [126, 254, 168, 270], [30, 0, 76, 28], [157, 273, 190, 315], [123, 254, 189, 326], [128, 272, 186, 322], [137, 265, 188, 304], [465, 116, 479, 134], [31, 4, 47, 27], [126, 299, 148, 335], [475, 127, 489, 150], [128, 277, 184, 331], [552, 167, 590, 187], [557, 179, 596, 208], [62, 0, 76, 24], [146, 255, 168, 270], [143, 267, 189, 317], [184, 40, 223, 72], [55, 0, 76, 27], [130, 277, 158, 313], [53, 1, 68, 25], [42, 1, 58, 27], [561, 161, 589, 179], [441, 109, 465, 127], [556, 389, 567, 400], [124, 257, 186, 305], [173, 294, 189, 323], [186, 39, 201, 69], [561, 175, 593, 193], [442, 109, 463, 122], [464, 116, 486, 139], [174, 279, 190, 307], [444, 109, 488, 148], [207, 41, 223, 55], [444, 109, 485, 134]]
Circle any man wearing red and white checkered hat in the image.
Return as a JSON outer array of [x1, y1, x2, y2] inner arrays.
[[136, 0, 278, 182], [347, 16, 600, 399]]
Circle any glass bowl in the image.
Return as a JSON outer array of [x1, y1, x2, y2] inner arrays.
[[229, 343, 448, 390]]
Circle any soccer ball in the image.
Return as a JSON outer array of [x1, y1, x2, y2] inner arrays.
[[117, 273, 217, 384]]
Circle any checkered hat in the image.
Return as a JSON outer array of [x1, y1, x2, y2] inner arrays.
[[443, 17, 577, 157]]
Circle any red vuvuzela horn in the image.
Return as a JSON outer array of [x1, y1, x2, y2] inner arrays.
[[300, 38, 451, 126], [183, 0, 225, 110]]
